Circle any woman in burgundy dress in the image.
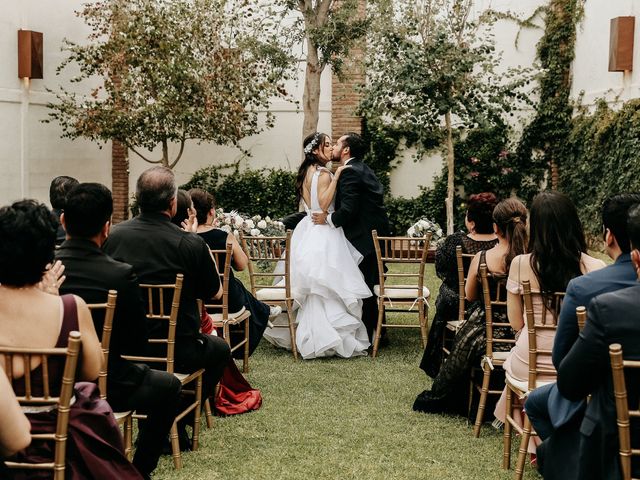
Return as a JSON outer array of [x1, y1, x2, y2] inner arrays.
[[0, 200, 142, 479]]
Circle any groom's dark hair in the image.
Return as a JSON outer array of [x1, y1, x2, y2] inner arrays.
[[342, 132, 367, 160]]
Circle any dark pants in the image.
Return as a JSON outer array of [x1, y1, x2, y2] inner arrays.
[[359, 252, 381, 341], [175, 333, 231, 401], [108, 368, 181, 475]]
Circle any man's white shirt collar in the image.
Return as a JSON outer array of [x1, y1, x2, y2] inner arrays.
[[344, 157, 355, 165]]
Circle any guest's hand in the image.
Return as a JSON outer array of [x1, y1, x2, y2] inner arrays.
[[181, 207, 198, 233], [312, 211, 328, 225], [37, 260, 65, 296]]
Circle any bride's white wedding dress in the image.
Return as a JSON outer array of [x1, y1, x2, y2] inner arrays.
[[264, 167, 371, 359]]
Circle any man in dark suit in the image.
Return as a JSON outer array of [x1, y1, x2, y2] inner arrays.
[[56, 182, 180, 478], [103, 167, 230, 406], [312, 132, 391, 340], [538, 202, 640, 480], [525, 194, 640, 441]]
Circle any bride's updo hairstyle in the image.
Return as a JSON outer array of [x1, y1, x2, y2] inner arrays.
[[190, 188, 216, 225], [492, 198, 528, 269], [0, 200, 57, 287], [295, 132, 329, 206]]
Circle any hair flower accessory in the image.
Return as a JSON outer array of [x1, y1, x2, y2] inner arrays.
[[304, 133, 321, 155]]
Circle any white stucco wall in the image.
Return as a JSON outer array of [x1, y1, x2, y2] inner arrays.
[[2, 0, 640, 205]]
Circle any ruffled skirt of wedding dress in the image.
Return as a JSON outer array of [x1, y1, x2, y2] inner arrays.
[[263, 216, 371, 359]]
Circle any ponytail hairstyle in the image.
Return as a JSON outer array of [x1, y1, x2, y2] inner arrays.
[[492, 198, 528, 270], [528, 191, 586, 308], [189, 188, 216, 225], [171, 189, 192, 227], [295, 132, 329, 206]]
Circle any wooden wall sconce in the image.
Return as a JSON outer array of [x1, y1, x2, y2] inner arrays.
[[609, 17, 635, 72], [18, 30, 43, 79]]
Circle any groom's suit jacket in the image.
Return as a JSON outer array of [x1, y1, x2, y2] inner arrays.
[[331, 158, 390, 258]]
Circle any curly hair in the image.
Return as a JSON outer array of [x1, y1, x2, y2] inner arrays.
[[0, 200, 57, 287], [466, 192, 499, 234]]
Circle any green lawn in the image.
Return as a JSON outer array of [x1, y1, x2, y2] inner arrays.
[[153, 263, 539, 480]]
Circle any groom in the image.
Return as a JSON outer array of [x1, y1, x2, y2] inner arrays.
[[312, 132, 391, 342]]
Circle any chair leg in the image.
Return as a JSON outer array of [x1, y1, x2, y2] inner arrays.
[[192, 374, 203, 451], [243, 318, 250, 373], [223, 323, 231, 347], [371, 301, 385, 359], [473, 366, 492, 438], [515, 414, 533, 479], [285, 301, 299, 360], [125, 415, 133, 461], [204, 398, 214, 429], [502, 386, 513, 470], [419, 300, 428, 349], [170, 423, 182, 469]]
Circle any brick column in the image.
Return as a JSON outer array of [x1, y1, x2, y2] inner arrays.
[[111, 140, 129, 223], [331, 0, 366, 139]]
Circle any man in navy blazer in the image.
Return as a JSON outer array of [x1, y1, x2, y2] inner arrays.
[[525, 194, 640, 442], [551, 204, 640, 479]]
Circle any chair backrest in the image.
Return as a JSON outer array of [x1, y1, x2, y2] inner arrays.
[[372, 231, 431, 295], [240, 231, 292, 298], [456, 245, 477, 322], [479, 264, 514, 358], [576, 305, 587, 332], [87, 290, 118, 400], [609, 343, 640, 480], [132, 274, 184, 374], [1, 331, 82, 479], [206, 242, 233, 318], [522, 280, 564, 389]]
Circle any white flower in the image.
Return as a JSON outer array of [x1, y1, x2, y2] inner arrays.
[[233, 216, 244, 227], [220, 225, 232, 233], [250, 228, 261, 236], [257, 220, 267, 229], [252, 215, 261, 222], [233, 230, 240, 239], [436, 229, 443, 237], [407, 227, 416, 236], [418, 220, 428, 228], [245, 219, 255, 229], [265, 216, 271, 222]]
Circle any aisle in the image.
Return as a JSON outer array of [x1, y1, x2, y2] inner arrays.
[[153, 267, 537, 480]]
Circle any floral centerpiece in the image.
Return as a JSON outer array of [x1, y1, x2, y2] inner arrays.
[[407, 218, 444, 246], [215, 209, 286, 238]]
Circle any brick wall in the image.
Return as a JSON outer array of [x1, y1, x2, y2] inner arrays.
[[111, 141, 129, 224], [331, 0, 366, 139]]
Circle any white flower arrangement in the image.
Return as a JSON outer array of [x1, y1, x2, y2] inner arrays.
[[407, 218, 443, 246], [215, 209, 286, 237]]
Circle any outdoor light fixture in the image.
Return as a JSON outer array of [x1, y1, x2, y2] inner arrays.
[[609, 17, 635, 72], [18, 29, 43, 79]]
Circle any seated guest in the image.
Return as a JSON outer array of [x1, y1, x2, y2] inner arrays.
[[420, 192, 499, 378], [414, 198, 527, 414], [57, 183, 181, 477], [547, 204, 640, 480], [0, 367, 31, 457], [493, 191, 605, 455], [171, 189, 197, 232], [103, 167, 231, 414], [49, 175, 78, 245], [190, 189, 279, 356], [525, 194, 640, 444], [0, 200, 141, 479]]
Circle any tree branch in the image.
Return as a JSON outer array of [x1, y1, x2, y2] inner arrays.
[[127, 144, 164, 164], [169, 136, 187, 169]]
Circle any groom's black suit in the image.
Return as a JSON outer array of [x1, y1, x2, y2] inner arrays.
[[331, 158, 390, 339]]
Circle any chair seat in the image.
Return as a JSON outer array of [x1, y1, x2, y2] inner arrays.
[[505, 371, 554, 394], [373, 285, 430, 299], [174, 369, 204, 385], [480, 351, 510, 369], [114, 410, 133, 422], [209, 306, 249, 324], [446, 320, 464, 331], [256, 287, 287, 301]]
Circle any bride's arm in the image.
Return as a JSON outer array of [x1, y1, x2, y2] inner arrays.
[[316, 167, 349, 211]]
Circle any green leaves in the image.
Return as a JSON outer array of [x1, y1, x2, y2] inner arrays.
[[46, 0, 297, 167]]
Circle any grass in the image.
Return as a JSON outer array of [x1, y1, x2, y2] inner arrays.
[[152, 263, 540, 480]]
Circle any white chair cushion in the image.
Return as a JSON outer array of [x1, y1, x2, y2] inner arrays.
[[373, 285, 430, 299], [256, 287, 287, 301], [209, 306, 247, 322], [505, 371, 554, 394]]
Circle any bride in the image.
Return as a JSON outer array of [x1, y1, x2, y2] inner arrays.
[[265, 132, 371, 359]]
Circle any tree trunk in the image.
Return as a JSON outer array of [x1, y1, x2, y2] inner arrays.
[[302, 38, 324, 139], [550, 158, 559, 190], [445, 111, 455, 235], [111, 141, 129, 223]]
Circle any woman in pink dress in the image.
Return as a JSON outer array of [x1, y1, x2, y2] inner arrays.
[[493, 192, 605, 452]]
